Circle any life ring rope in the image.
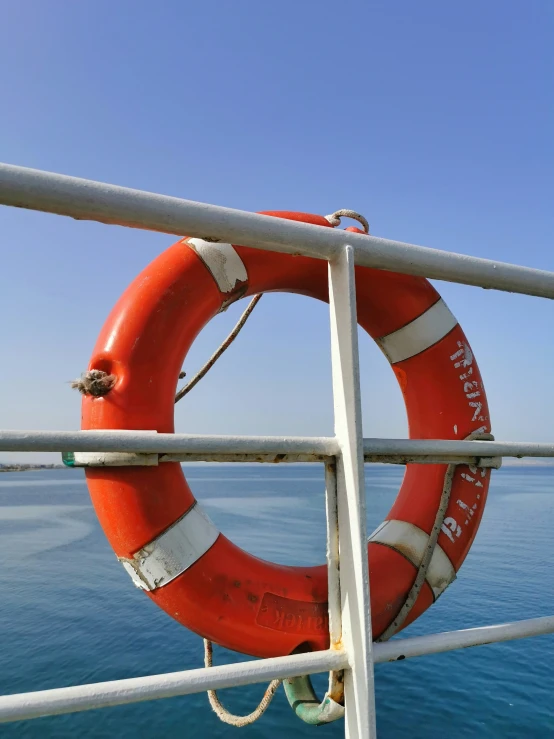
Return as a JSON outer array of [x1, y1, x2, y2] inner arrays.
[[374, 429, 493, 641]]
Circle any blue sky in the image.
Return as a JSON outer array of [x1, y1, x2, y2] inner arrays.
[[1, 1, 553, 461]]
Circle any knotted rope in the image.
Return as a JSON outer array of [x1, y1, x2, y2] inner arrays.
[[70, 370, 116, 397]]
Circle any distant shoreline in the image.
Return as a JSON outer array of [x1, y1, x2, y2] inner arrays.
[[0, 464, 66, 472]]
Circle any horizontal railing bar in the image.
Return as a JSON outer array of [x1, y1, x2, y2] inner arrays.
[[66, 451, 500, 466], [0, 614, 552, 723], [363, 455, 500, 467], [2, 431, 554, 460], [161, 453, 499, 466], [2, 163, 554, 299], [363, 438, 554, 458], [0, 649, 347, 724], [374, 614, 554, 663], [0, 430, 338, 455], [160, 453, 331, 463]]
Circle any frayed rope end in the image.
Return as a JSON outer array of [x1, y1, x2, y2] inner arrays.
[[71, 370, 116, 397]]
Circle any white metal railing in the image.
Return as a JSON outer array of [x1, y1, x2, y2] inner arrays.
[[1, 163, 554, 736], [3, 163, 554, 298], [3, 429, 554, 463]]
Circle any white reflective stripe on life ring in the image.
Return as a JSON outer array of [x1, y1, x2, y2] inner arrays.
[[119, 503, 220, 591], [186, 238, 248, 293], [369, 519, 456, 599], [376, 299, 458, 364]]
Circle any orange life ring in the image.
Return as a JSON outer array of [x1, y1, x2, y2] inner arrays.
[[82, 211, 491, 658]]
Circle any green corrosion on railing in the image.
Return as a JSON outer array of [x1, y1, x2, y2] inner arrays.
[[283, 673, 344, 726], [61, 452, 75, 467]]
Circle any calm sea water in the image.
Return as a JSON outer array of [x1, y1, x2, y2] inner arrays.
[[0, 465, 552, 738]]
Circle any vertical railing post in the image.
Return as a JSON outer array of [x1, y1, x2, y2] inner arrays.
[[328, 245, 377, 738], [324, 461, 342, 648]]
